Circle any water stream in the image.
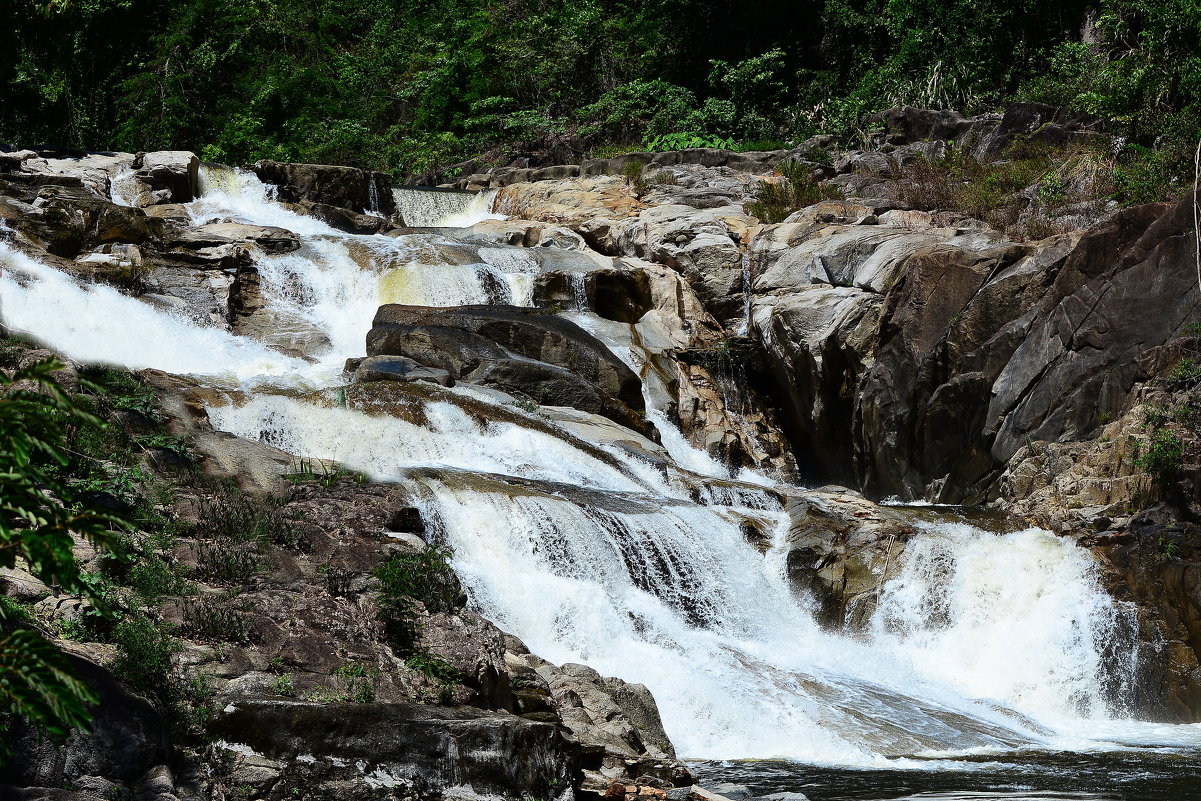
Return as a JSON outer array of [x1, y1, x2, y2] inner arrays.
[[3, 166, 1200, 798]]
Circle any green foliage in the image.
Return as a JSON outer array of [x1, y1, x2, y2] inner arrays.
[[747, 160, 843, 223], [1136, 429, 1186, 482], [111, 615, 180, 694], [269, 673, 296, 697], [128, 556, 194, 603], [190, 491, 296, 551], [1169, 358, 1201, 389], [179, 598, 255, 644], [333, 661, 376, 703], [0, 630, 98, 755], [644, 132, 737, 152], [374, 545, 461, 654], [2, 1, 1199, 196]]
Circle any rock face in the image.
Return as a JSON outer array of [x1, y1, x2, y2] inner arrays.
[[737, 195, 1200, 503], [0, 652, 168, 787], [252, 160, 394, 219], [209, 700, 580, 800]]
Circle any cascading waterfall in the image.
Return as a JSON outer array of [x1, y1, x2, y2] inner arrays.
[[3, 165, 1199, 772], [392, 187, 504, 227]]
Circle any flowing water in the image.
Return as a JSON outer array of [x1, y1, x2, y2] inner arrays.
[[3, 167, 1200, 799]]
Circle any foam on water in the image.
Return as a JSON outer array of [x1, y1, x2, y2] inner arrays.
[[392, 187, 504, 227], [0, 240, 308, 383]]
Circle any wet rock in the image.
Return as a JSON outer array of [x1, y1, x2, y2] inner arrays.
[[367, 304, 651, 435], [783, 489, 914, 629], [252, 161, 393, 217], [350, 355, 454, 387], [136, 151, 200, 204], [208, 700, 578, 801]]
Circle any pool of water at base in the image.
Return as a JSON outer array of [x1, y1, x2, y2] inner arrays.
[[689, 748, 1201, 801]]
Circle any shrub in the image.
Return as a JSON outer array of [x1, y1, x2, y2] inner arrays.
[[747, 160, 842, 223], [333, 662, 376, 703], [1136, 429, 1186, 482], [179, 598, 256, 644], [128, 556, 195, 602], [112, 615, 181, 693], [375, 545, 462, 654], [644, 132, 736, 152], [192, 540, 262, 585]]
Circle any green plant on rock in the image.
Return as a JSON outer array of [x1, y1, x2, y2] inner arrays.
[[269, 673, 296, 697], [333, 661, 376, 703], [747, 160, 842, 223], [1135, 429, 1186, 482], [179, 598, 256, 645], [375, 545, 462, 655]]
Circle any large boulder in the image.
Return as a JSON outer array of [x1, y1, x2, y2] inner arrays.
[[363, 304, 652, 436], [208, 700, 580, 801], [252, 160, 394, 218], [0, 652, 168, 787]]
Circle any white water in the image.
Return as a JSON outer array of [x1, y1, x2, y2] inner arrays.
[[392, 187, 504, 227], [4, 167, 1199, 767]]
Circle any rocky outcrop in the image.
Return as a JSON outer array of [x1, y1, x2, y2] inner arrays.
[[208, 700, 580, 801], [252, 160, 394, 219], [0, 652, 168, 788], [360, 304, 654, 437]]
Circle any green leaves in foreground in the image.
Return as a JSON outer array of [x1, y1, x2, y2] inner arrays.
[[0, 357, 126, 756], [0, 358, 121, 592], [0, 629, 98, 752]]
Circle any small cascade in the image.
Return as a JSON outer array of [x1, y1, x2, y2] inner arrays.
[[108, 164, 141, 207], [392, 187, 504, 227], [367, 175, 383, 217], [737, 250, 753, 337], [570, 271, 588, 311]]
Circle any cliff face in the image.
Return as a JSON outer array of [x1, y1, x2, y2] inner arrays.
[[3, 106, 1201, 800]]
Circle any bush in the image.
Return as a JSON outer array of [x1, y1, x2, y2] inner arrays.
[[112, 615, 180, 694], [375, 545, 462, 654], [747, 160, 843, 223], [1136, 429, 1186, 482], [179, 598, 256, 644]]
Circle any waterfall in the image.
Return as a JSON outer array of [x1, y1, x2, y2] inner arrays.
[[392, 187, 503, 227], [737, 251, 752, 337], [109, 164, 141, 207], [4, 166, 1198, 770]]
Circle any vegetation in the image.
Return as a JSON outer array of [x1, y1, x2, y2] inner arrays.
[[1, 1, 1197, 201], [0, 358, 123, 755], [375, 544, 462, 654], [747, 160, 843, 223]]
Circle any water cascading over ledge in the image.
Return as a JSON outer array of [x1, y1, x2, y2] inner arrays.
[[0, 161, 1196, 776]]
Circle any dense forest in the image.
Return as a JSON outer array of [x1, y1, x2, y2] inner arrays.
[[2, 1, 1199, 198]]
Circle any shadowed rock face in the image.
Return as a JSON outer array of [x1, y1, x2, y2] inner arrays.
[[252, 160, 394, 219], [0, 653, 168, 787], [209, 700, 581, 800], [363, 304, 654, 437]]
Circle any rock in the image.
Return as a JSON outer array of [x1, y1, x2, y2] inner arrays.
[[281, 200, 389, 234], [252, 161, 393, 217], [0, 652, 168, 787], [136, 151, 200, 204], [350, 355, 454, 387], [208, 700, 578, 801], [783, 489, 914, 628], [367, 304, 651, 435]]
